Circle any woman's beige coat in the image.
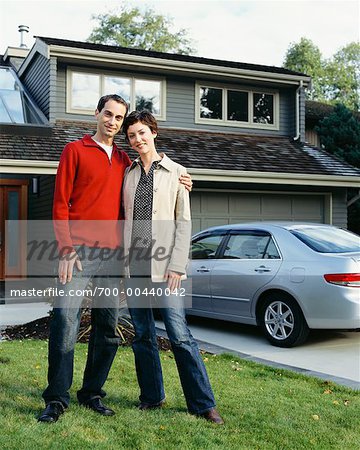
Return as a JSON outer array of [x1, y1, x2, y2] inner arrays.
[[122, 153, 191, 282]]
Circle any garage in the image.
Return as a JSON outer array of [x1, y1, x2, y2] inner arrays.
[[190, 191, 326, 233]]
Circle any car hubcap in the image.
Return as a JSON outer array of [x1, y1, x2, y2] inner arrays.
[[264, 301, 294, 340]]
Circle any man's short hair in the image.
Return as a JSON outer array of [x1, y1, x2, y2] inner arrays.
[[96, 94, 129, 117], [122, 110, 158, 143]]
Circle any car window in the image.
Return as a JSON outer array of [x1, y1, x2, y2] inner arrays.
[[191, 234, 224, 259], [223, 234, 280, 259], [290, 227, 360, 253]]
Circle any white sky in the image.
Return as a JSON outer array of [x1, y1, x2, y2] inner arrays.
[[0, 0, 358, 67]]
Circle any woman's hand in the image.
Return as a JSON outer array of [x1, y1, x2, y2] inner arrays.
[[164, 270, 182, 293], [179, 173, 193, 192]]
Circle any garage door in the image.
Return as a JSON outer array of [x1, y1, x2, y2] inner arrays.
[[191, 192, 325, 233]]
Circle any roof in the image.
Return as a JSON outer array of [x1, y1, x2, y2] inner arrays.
[[35, 36, 309, 78], [1, 120, 359, 179]]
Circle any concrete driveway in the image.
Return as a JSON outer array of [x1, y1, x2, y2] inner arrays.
[[155, 315, 360, 390]]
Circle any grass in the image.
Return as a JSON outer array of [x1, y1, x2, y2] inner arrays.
[[0, 340, 359, 450]]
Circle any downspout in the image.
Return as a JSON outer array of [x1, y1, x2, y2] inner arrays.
[[294, 80, 303, 141]]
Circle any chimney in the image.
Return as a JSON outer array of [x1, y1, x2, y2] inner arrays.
[[3, 26, 30, 70], [18, 25, 29, 48]]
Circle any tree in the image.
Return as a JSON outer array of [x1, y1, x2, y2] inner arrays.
[[315, 103, 360, 167], [315, 104, 360, 233], [283, 37, 325, 100], [283, 39, 360, 111], [87, 6, 194, 55], [324, 42, 360, 111]]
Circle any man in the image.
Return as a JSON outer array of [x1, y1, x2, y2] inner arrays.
[[38, 94, 191, 423]]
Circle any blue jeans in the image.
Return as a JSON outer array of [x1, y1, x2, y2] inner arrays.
[[42, 247, 121, 408], [126, 278, 216, 414]]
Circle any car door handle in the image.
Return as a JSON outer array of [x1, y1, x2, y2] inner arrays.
[[197, 266, 210, 273], [254, 266, 271, 272]]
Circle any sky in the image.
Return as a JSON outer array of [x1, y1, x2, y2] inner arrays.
[[0, 0, 358, 67]]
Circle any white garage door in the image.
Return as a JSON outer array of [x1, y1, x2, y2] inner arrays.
[[191, 192, 325, 233]]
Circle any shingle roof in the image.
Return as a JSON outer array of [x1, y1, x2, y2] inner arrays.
[[1, 120, 359, 178], [36, 36, 309, 78]]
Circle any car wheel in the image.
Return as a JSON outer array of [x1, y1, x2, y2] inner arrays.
[[259, 293, 309, 347]]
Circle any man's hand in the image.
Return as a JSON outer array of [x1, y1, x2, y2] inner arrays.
[[179, 173, 193, 192], [58, 250, 82, 285], [164, 270, 182, 293]]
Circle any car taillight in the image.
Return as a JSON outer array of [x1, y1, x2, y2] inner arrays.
[[324, 273, 360, 287]]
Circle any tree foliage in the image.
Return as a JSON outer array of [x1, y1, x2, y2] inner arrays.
[[315, 103, 360, 233], [315, 103, 360, 167], [283, 38, 360, 110], [283, 37, 325, 100], [88, 6, 194, 55]]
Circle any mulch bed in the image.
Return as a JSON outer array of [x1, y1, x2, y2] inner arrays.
[[1, 310, 172, 351]]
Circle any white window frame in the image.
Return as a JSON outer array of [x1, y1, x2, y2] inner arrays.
[[195, 81, 279, 130], [67, 68, 166, 120]]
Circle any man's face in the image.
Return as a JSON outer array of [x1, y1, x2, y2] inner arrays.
[[95, 100, 127, 140]]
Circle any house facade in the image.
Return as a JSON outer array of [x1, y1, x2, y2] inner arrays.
[[1, 36, 359, 280]]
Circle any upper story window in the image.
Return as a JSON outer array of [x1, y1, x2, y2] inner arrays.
[[196, 82, 279, 130], [0, 67, 45, 124], [67, 69, 166, 119]]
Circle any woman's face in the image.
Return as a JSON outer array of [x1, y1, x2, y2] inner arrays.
[[127, 121, 157, 156]]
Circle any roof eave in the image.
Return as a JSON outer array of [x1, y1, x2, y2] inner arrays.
[[1, 159, 358, 186], [18, 38, 311, 86]]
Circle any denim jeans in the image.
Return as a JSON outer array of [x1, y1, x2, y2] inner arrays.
[[42, 247, 121, 408], [126, 278, 216, 414]]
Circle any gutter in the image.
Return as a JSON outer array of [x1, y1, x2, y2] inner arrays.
[[1, 159, 359, 187], [188, 168, 360, 188], [18, 39, 312, 87]]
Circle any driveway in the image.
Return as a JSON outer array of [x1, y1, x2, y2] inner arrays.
[[155, 316, 360, 390]]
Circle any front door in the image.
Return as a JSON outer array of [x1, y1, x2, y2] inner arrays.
[[0, 180, 28, 279]]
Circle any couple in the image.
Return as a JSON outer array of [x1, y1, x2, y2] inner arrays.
[[38, 95, 223, 425]]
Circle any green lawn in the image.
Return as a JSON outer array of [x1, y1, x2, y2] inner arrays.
[[0, 340, 359, 450]]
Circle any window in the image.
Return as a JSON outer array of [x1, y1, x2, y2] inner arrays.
[[223, 234, 280, 259], [67, 70, 165, 118], [200, 87, 222, 119], [0, 67, 45, 124], [196, 82, 278, 129], [191, 234, 224, 260]]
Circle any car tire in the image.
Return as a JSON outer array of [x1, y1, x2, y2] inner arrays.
[[259, 293, 309, 347]]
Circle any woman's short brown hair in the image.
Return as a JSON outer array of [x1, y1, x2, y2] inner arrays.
[[122, 110, 158, 142]]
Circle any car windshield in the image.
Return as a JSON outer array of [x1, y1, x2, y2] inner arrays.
[[290, 227, 360, 253]]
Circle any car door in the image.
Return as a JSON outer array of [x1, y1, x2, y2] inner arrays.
[[187, 232, 227, 312], [211, 230, 282, 319]]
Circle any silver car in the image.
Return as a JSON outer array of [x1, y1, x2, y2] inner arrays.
[[186, 222, 360, 347]]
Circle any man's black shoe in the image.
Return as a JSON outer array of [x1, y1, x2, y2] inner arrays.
[[83, 398, 115, 416], [38, 402, 64, 423], [138, 400, 165, 411]]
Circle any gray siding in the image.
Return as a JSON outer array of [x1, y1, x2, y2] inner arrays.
[[55, 64, 297, 136], [21, 53, 51, 118], [28, 175, 55, 220], [331, 189, 348, 228], [49, 57, 58, 123]]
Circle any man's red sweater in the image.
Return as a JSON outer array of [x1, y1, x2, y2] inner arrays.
[[53, 134, 131, 253]]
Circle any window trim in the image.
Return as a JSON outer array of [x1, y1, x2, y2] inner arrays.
[[66, 68, 166, 120], [195, 81, 279, 130]]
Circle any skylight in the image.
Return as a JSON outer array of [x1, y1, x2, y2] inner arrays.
[[0, 66, 46, 124]]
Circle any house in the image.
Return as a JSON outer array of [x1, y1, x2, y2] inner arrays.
[[1, 36, 360, 280]]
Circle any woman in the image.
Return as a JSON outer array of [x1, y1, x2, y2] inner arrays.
[[122, 110, 223, 424]]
